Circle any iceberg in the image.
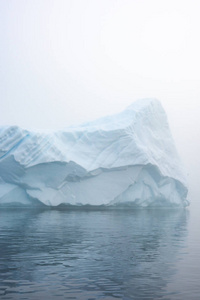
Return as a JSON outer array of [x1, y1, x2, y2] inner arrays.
[[0, 99, 188, 208]]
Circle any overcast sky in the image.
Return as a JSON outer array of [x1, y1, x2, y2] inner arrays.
[[1, 0, 200, 200]]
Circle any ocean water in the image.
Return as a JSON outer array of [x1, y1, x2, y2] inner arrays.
[[0, 206, 199, 300]]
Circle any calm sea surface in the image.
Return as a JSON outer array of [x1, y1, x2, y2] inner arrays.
[[0, 206, 199, 299]]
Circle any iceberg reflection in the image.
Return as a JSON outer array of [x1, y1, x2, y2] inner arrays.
[[0, 209, 188, 299]]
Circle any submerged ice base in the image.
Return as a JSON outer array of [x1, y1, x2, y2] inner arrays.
[[0, 99, 188, 208]]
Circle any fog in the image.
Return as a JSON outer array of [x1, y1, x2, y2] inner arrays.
[[1, 0, 200, 203]]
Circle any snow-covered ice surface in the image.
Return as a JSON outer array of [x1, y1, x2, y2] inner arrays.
[[0, 99, 188, 208]]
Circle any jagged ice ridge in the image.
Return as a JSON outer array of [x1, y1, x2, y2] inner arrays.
[[0, 99, 188, 208]]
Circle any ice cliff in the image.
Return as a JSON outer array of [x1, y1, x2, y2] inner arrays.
[[0, 99, 188, 208]]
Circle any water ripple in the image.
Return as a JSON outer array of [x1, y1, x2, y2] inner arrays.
[[0, 209, 191, 299]]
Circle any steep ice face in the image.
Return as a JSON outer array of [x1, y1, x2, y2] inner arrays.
[[0, 99, 188, 208]]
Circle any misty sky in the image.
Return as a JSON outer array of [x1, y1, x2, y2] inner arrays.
[[1, 0, 200, 200]]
